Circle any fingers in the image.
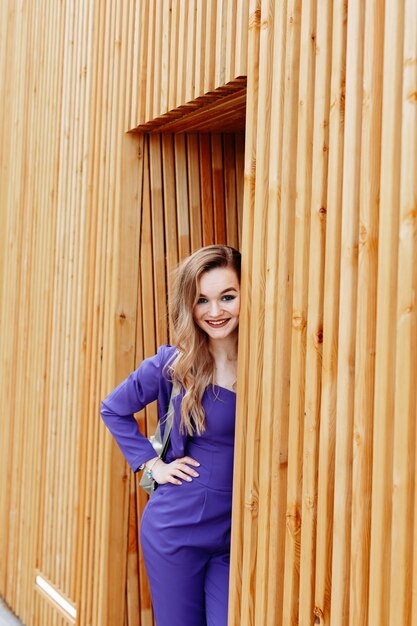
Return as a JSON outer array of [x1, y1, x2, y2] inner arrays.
[[179, 456, 200, 467], [175, 461, 200, 478], [168, 458, 200, 485]]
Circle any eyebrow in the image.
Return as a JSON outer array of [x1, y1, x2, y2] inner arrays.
[[198, 287, 239, 297]]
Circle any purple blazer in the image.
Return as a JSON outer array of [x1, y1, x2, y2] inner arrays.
[[100, 345, 187, 472]]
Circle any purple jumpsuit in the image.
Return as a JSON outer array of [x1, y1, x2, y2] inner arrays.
[[100, 345, 236, 626]]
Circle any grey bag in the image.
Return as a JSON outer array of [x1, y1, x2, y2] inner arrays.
[[139, 383, 179, 496]]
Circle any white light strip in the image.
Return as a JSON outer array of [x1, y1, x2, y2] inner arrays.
[[35, 575, 77, 620]]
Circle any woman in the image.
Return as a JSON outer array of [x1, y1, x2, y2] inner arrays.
[[101, 245, 240, 626]]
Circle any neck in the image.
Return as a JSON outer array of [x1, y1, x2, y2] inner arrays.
[[208, 333, 238, 363]]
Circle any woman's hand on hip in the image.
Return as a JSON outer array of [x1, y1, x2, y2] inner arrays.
[[151, 456, 200, 486]]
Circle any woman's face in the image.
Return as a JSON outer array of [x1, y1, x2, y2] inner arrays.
[[193, 266, 240, 342]]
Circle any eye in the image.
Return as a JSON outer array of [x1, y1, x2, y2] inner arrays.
[[221, 294, 237, 302], [196, 297, 208, 305]]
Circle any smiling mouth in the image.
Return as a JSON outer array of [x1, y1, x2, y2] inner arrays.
[[205, 319, 230, 328]]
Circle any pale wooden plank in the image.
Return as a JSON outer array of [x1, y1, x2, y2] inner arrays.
[[64, 0, 90, 600], [229, 2, 261, 623], [225, 0, 237, 81], [347, 2, 384, 625], [185, 0, 197, 104], [114, 130, 143, 626], [124, 0, 136, 131], [128, 0, 140, 129], [92, 0, 117, 621], [330, 1, 365, 622], [134, 0, 149, 127], [368, 0, 405, 623], [194, 0, 207, 99], [98, 0, 138, 620], [235, 0, 250, 80], [77, 1, 107, 622], [160, 0, 171, 115], [145, 0, 156, 122], [250, 2, 286, 620], [283, 0, 316, 622], [152, 0, 163, 119], [204, 0, 218, 94], [3, 1, 30, 608], [14, 1, 44, 619], [32, 0, 66, 617], [176, 0, 189, 108], [215, 0, 227, 88], [168, 0, 180, 111], [388, 0, 417, 622], [313, 0, 347, 622]]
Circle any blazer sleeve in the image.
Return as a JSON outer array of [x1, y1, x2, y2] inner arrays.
[[100, 344, 173, 472]]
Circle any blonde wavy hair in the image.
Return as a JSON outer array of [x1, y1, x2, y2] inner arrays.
[[167, 245, 241, 435]]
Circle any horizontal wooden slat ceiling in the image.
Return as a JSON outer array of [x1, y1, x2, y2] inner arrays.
[[134, 81, 247, 134]]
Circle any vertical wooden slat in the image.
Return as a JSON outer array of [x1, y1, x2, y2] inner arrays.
[[145, 0, 156, 122], [229, 2, 261, 623], [187, 134, 203, 252], [153, 0, 163, 119], [199, 134, 214, 245], [368, 1, 405, 624], [246, 3, 284, 626], [134, 0, 148, 129], [149, 135, 168, 347], [313, 1, 347, 622], [78, 1, 106, 622], [160, 0, 171, 115], [211, 134, 227, 244], [234, 132, 245, 247], [168, 0, 180, 111], [225, 0, 237, 81], [330, 0, 365, 624], [184, 0, 196, 105], [348, 1, 384, 624], [235, 0, 249, 78], [162, 134, 179, 339], [283, 0, 316, 622], [176, 0, 189, 108], [194, 0, 207, 99], [174, 134, 191, 259], [204, 0, 218, 94], [215, 0, 227, 88], [297, 0, 332, 622], [223, 134, 239, 249], [388, 0, 417, 623]]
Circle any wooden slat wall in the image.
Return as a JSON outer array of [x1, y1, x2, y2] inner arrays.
[[130, 0, 249, 131], [0, 1, 142, 624], [230, 2, 417, 626], [0, 0, 244, 624]]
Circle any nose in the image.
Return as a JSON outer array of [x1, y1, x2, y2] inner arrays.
[[209, 300, 222, 317]]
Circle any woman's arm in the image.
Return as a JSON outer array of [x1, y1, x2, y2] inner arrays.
[[100, 345, 174, 471]]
